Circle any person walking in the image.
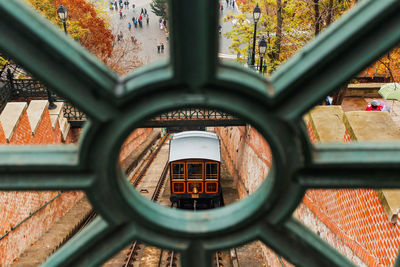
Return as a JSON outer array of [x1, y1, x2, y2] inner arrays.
[[120, 10, 123, 19], [157, 43, 161, 54], [141, 8, 144, 15], [146, 16, 149, 25], [144, 8, 147, 16], [226, 0, 229, 6], [133, 17, 137, 28], [232, 0, 235, 8], [161, 42, 164, 53], [128, 22, 132, 30]]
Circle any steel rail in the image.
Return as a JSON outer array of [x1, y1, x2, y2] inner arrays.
[[123, 241, 138, 267], [168, 251, 175, 267], [124, 138, 170, 267], [230, 248, 240, 267], [215, 252, 220, 267], [132, 135, 169, 187], [151, 160, 169, 202]]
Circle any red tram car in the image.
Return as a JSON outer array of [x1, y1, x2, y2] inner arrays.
[[169, 131, 224, 209]]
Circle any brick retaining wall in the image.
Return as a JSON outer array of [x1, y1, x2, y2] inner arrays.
[[0, 101, 158, 266]]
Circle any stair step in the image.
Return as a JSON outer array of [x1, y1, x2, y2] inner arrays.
[[49, 102, 64, 129], [0, 102, 27, 142], [27, 100, 48, 134]]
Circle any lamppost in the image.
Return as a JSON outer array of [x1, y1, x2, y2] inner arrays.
[[258, 35, 267, 74], [47, 5, 68, 110], [250, 3, 261, 67], [57, 5, 68, 35]]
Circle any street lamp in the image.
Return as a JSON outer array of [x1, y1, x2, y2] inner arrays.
[[258, 35, 267, 74], [57, 5, 68, 35], [250, 3, 261, 67]]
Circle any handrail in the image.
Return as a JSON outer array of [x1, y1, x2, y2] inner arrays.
[[0, 192, 62, 241]]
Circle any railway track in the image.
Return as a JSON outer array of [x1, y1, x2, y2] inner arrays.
[[122, 137, 171, 267], [83, 134, 241, 267], [130, 134, 169, 187]]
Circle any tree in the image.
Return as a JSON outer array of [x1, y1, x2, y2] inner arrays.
[[224, 0, 355, 74], [25, 0, 114, 61], [150, 0, 168, 20]]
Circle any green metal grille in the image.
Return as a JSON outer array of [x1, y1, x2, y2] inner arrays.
[[1, 0, 400, 266]]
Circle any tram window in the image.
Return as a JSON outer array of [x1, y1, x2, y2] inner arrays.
[[206, 163, 218, 180], [172, 163, 185, 180], [187, 163, 203, 180]]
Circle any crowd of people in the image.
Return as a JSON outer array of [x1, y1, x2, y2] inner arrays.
[[110, 0, 167, 55], [110, 1, 150, 44], [219, 0, 235, 12]]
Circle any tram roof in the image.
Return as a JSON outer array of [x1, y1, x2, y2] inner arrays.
[[169, 131, 221, 162]]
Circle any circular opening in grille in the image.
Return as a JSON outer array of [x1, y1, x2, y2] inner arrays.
[[108, 86, 298, 244], [118, 107, 276, 213]]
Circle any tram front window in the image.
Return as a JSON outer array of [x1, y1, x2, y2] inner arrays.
[[187, 163, 203, 180], [172, 163, 185, 180], [206, 163, 218, 180]]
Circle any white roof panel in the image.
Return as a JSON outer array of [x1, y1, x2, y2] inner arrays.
[[169, 131, 221, 162]]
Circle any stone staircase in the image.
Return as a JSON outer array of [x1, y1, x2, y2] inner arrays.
[[301, 106, 400, 266], [0, 100, 71, 144]]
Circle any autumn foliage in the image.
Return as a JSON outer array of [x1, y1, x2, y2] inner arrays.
[[225, 0, 355, 72], [26, 0, 114, 60]]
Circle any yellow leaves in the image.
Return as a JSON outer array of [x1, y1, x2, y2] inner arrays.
[[0, 56, 9, 66]]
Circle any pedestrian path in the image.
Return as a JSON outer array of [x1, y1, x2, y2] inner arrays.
[[219, 0, 241, 56], [341, 97, 400, 130], [103, 0, 169, 71]]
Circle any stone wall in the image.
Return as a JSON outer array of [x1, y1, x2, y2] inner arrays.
[[0, 101, 82, 266], [0, 101, 159, 266], [215, 125, 273, 264], [0, 192, 83, 265], [217, 107, 400, 266], [119, 128, 155, 166], [215, 126, 272, 198], [303, 106, 400, 267]]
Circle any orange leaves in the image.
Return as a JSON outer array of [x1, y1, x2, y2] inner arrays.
[[26, 0, 114, 62], [53, 0, 113, 59]]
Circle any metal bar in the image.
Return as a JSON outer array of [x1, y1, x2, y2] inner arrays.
[[43, 218, 137, 267], [0, 192, 62, 241], [0, 1, 118, 123], [142, 119, 246, 128], [258, 220, 355, 267], [271, 0, 400, 121], [170, 0, 218, 91]]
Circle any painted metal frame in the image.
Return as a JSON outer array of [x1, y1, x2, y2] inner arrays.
[[1, 0, 400, 266]]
